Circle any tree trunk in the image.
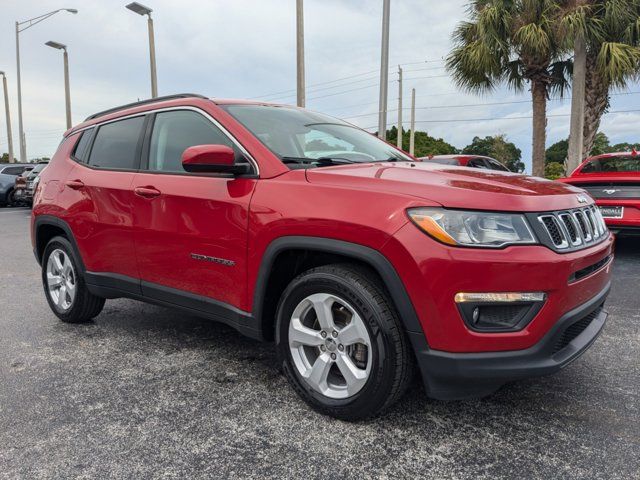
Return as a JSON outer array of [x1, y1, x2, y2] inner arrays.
[[531, 80, 547, 177], [582, 53, 610, 156]]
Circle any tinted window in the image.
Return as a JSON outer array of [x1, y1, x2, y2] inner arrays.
[[148, 110, 237, 173], [428, 158, 459, 166], [467, 158, 489, 169], [581, 156, 640, 173], [1, 167, 24, 175], [486, 158, 510, 171], [73, 128, 95, 163], [88, 116, 145, 169]]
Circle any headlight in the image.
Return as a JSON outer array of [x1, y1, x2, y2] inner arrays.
[[407, 207, 537, 248]]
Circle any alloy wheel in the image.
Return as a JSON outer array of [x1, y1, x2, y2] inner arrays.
[[288, 293, 372, 399], [46, 249, 77, 311]]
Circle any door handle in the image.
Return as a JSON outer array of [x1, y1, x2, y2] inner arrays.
[[65, 179, 85, 190], [134, 186, 161, 198]]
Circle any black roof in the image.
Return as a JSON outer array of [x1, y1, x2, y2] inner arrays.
[[84, 93, 208, 121]]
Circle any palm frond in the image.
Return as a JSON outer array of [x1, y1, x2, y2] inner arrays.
[[514, 23, 552, 58], [446, 40, 502, 93], [596, 41, 640, 87], [548, 59, 573, 97]]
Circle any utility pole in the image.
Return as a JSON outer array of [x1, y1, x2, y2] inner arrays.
[[377, 0, 390, 140], [409, 88, 416, 156], [396, 65, 402, 149], [296, 0, 305, 107], [45, 41, 72, 129], [0, 72, 15, 163], [567, 35, 586, 173]]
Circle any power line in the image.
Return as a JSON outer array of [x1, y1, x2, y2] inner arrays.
[[265, 73, 450, 103], [360, 108, 640, 129], [341, 91, 640, 120], [249, 58, 445, 99]]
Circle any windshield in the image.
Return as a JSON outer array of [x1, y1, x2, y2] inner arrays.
[[223, 104, 413, 167], [581, 156, 640, 173]]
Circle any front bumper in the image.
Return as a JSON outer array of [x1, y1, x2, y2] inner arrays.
[[412, 283, 610, 400]]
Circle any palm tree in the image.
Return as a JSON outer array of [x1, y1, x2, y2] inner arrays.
[[565, 1, 640, 158], [447, 0, 570, 177]]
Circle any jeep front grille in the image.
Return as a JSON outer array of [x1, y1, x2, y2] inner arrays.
[[533, 205, 608, 252]]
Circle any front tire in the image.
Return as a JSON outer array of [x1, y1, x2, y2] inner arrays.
[[42, 236, 105, 323], [275, 264, 414, 421]]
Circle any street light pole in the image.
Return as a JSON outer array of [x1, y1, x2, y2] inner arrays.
[[0, 72, 15, 163], [377, 0, 391, 140], [15, 23, 24, 162], [126, 3, 158, 98], [296, 0, 305, 107], [148, 15, 158, 98], [409, 88, 416, 156], [15, 8, 78, 162], [45, 41, 72, 129], [396, 65, 402, 149]]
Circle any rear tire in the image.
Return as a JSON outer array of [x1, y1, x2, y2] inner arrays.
[[6, 189, 16, 207], [42, 236, 105, 323], [275, 264, 414, 421]]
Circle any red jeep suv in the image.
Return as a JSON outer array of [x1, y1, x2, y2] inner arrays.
[[32, 94, 614, 420]]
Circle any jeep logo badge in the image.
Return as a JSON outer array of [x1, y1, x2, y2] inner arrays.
[[576, 194, 588, 204]]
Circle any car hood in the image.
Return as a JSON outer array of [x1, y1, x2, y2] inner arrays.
[[305, 162, 590, 211]]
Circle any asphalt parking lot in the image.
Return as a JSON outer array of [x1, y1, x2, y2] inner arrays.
[[0, 207, 638, 479]]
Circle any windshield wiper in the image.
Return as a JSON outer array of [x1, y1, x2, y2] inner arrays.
[[281, 156, 356, 166]]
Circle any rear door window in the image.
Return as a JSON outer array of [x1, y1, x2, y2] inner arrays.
[[88, 116, 145, 170]]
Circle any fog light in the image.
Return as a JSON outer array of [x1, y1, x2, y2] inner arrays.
[[454, 292, 546, 332], [455, 292, 546, 303]]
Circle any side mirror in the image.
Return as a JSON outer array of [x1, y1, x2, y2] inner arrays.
[[181, 144, 250, 175]]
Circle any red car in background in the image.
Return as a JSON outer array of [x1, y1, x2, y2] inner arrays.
[[420, 154, 511, 172], [559, 152, 640, 235]]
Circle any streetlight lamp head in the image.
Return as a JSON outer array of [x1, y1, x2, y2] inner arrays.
[[65, 9, 78, 14], [45, 41, 67, 50], [126, 2, 152, 16]]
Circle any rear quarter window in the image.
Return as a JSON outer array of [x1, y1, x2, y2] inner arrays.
[[72, 128, 95, 163]]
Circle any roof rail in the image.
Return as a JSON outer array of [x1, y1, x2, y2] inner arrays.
[[84, 93, 209, 121]]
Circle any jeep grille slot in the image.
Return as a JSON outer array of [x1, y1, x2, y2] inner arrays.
[[573, 211, 591, 241], [535, 205, 607, 253], [539, 215, 568, 248]]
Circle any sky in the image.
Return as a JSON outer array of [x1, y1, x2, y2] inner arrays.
[[1, 0, 640, 172]]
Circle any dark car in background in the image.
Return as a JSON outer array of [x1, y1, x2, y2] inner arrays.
[[558, 152, 640, 235], [12, 167, 36, 206], [420, 154, 510, 172], [0, 164, 34, 207], [16, 162, 49, 207]]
